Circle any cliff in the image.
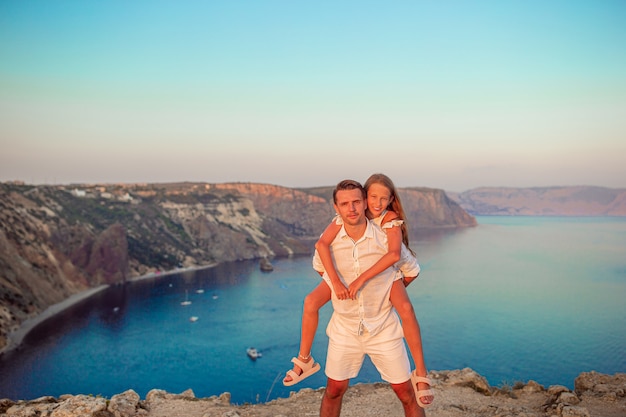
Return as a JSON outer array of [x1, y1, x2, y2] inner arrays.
[[2, 369, 624, 417], [450, 186, 626, 216], [0, 181, 475, 352]]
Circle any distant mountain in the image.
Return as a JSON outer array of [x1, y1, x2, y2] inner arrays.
[[0, 181, 475, 352], [449, 186, 626, 216]]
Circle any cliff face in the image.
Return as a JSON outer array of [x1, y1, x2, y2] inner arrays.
[[450, 186, 626, 216], [0, 181, 474, 350], [399, 187, 478, 229]]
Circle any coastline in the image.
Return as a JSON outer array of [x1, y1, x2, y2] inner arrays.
[[1, 263, 219, 356]]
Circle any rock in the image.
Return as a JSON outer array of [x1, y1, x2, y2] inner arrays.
[[49, 394, 107, 417], [0, 398, 15, 414], [259, 257, 273, 272], [145, 389, 167, 403], [575, 371, 626, 398], [93, 411, 115, 417], [558, 392, 581, 405], [520, 380, 545, 393], [82, 223, 129, 286], [558, 404, 590, 417], [178, 389, 196, 399], [438, 367, 492, 395], [218, 392, 231, 406], [109, 389, 141, 417], [548, 385, 571, 396]]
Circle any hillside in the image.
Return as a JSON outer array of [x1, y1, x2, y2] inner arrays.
[[0, 181, 475, 352], [450, 186, 626, 216]]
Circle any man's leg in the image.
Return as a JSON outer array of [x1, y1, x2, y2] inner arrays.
[[320, 378, 349, 417], [390, 380, 424, 417], [366, 320, 423, 416]]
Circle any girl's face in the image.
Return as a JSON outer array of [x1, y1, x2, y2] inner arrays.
[[366, 183, 393, 219]]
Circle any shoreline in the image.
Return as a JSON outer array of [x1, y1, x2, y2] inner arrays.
[[3, 285, 109, 355], [1, 263, 219, 356]]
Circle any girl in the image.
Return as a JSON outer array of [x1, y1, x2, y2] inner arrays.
[[283, 173, 433, 408]]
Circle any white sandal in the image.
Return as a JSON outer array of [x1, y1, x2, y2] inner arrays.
[[283, 356, 321, 386], [411, 372, 434, 408]]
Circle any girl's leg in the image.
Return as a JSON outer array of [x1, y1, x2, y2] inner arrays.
[[284, 281, 331, 383], [390, 279, 433, 406]]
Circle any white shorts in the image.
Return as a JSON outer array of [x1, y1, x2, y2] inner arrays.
[[325, 318, 411, 384]]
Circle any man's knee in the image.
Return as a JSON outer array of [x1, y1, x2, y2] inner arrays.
[[324, 379, 349, 399], [391, 380, 416, 405]]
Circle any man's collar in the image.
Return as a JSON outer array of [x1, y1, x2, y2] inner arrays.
[[338, 218, 373, 241]]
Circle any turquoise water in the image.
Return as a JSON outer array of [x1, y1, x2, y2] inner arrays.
[[0, 216, 624, 404]]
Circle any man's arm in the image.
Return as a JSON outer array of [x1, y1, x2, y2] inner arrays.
[[315, 220, 349, 299]]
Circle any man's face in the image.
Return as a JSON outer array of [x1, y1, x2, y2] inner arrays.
[[334, 188, 367, 227]]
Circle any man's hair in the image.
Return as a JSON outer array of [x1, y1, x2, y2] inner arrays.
[[333, 179, 366, 204]]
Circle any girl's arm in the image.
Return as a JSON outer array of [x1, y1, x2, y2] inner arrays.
[[315, 220, 350, 300], [347, 214, 402, 299]]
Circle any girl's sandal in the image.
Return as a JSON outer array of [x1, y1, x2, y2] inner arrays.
[[282, 356, 321, 387], [410, 371, 434, 408]]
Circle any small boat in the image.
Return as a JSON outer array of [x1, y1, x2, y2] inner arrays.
[[196, 289, 205, 294], [180, 290, 192, 306], [189, 316, 199, 322], [247, 347, 262, 360], [259, 257, 273, 272]]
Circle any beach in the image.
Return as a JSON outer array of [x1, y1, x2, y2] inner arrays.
[[2, 264, 217, 356]]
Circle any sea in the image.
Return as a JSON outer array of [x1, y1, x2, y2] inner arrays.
[[0, 216, 625, 404]]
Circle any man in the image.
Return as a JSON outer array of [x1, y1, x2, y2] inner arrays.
[[313, 180, 423, 417]]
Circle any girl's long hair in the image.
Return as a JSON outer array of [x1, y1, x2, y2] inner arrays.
[[364, 173, 415, 255]]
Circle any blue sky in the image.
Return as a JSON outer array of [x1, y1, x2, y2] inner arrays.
[[1, 1, 625, 191]]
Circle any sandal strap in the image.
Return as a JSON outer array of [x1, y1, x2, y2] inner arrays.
[[291, 356, 314, 370], [285, 369, 299, 379], [412, 374, 432, 385]]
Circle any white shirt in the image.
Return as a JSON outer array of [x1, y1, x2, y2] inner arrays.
[[327, 212, 421, 279], [312, 219, 400, 336]]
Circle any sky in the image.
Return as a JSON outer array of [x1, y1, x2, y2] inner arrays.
[[1, 1, 625, 192]]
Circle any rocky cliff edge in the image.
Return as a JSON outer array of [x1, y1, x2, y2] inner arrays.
[[2, 369, 624, 417]]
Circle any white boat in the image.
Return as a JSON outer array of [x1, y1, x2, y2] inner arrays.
[[180, 290, 192, 306], [189, 316, 199, 322], [196, 289, 205, 294], [247, 347, 262, 360]]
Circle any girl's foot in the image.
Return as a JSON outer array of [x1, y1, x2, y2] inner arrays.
[[283, 354, 321, 386], [410, 372, 434, 408], [283, 356, 307, 384]]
